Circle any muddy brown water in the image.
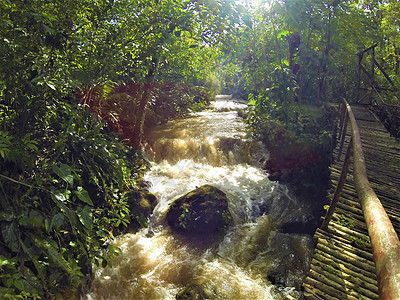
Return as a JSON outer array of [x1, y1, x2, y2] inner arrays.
[[85, 95, 314, 299]]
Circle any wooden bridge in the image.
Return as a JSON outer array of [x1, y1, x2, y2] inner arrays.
[[302, 100, 400, 299]]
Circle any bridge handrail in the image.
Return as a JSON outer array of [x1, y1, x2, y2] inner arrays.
[[321, 98, 400, 299]]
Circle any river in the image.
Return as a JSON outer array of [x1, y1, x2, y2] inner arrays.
[[86, 95, 314, 299]]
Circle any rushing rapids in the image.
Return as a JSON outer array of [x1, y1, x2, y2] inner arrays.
[[86, 95, 315, 299]]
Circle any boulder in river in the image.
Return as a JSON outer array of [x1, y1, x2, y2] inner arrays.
[[166, 185, 232, 235]]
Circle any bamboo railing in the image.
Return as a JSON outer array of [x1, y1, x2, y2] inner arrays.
[[356, 44, 396, 104], [321, 98, 400, 299]]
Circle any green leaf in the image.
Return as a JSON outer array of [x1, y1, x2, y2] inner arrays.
[[26, 142, 39, 152], [51, 193, 78, 235], [18, 267, 40, 295], [47, 213, 65, 232], [75, 187, 93, 206], [53, 164, 74, 185], [53, 190, 67, 202], [0, 131, 12, 159], [19, 238, 45, 284], [19, 216, 44, 228], [136, 214, 148, 228], [2, 221, 18, 249], [0, 149, 7, 159], [0, 257, 10, 267], [13, 279, 24, 291], [52, 213, 65, 228], [22, 134, 38, 152], [6, 278, 13, 288], [101, 259, 108, 268], [77, 205, 93, 228], [34, 238, 74, 276], [0, 211, 13, 222], [277, 30, 290, 39], [45, 80, 56, 90], [45, 218, 50, 232], [248, 93, 257, 106]]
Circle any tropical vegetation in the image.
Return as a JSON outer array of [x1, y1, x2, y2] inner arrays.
[[0, 0, 399, 298]]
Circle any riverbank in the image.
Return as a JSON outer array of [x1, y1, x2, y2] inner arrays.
[[247, 103, 337, 235]]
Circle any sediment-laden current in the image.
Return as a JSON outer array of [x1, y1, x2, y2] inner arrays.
[[86, 95, 314, 299]]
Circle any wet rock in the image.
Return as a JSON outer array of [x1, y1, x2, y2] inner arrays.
[[126, 191, 157, 231], [266, 233, 313, 290], [166, 185, 232, 234], [280, 217, 318, 235], [176, 284, 215, 300], [145, 229, 155, 238], [268, 270, 290, 286], [267, 172, 281, 181]]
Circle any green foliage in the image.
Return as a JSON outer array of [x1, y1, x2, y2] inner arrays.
[[246, 95, 333, 150], [218, 0, 399, 105], [0, 0, 237, 296], [0, 255, 40, 299], [352, 235, 371, 249], [337, 214, 355, 230], [372, 102, 400, 137], [178, 203, 191, 230], [78, 82, 214, 148], [1, 0, 398, 297], [0, 100, 149, 298], [221, 211, 232, 230], [215, 0, 400, 180]]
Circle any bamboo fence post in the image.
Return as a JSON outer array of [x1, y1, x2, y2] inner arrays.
[[338, 103, 345, 140], [357, 53, 362, 103], [321, 139, 352, 230], [337, 109, 348, 162]]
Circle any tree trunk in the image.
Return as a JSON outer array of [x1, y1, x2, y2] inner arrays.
[[319, 7, 332, 102], [395, 44, 399, 75], [131, 55, 158, 149], [289, 32, 300, 75], [131, 82, 151, 149]]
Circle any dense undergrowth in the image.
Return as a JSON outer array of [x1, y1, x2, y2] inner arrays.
[[0, 0, 223, 297], [0, 77, 215, 299], [78, 82, 213, 148], [245, 97, 336, 233], [0, 95, 153, 298], [1, 0, 399, 298], [0, 84, 214, 299]]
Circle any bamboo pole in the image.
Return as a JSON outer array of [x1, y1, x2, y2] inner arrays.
[[306, 269, 359, 300], [314, 247, 377, 280], [356, 53, 362, 103], [303, 281, 340, 300], [315, 229, 373, 260], [342, 98, 400, 299], [337, 108, 349, 162], [312, 251, 378, 288], [338, 102, 345, 140], [321, 140, 352, 230], [316, 241, 376, 273], [310, 263, 379, 299], [371, 46, 375, 92]]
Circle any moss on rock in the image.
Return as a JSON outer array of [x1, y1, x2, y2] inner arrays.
[[166, 185, 232, 235]]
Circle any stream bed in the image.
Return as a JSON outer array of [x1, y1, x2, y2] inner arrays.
[[86, 95, 315, 299]]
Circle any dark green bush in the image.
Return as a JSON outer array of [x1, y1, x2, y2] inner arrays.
[[0, 97, 149, 298]]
